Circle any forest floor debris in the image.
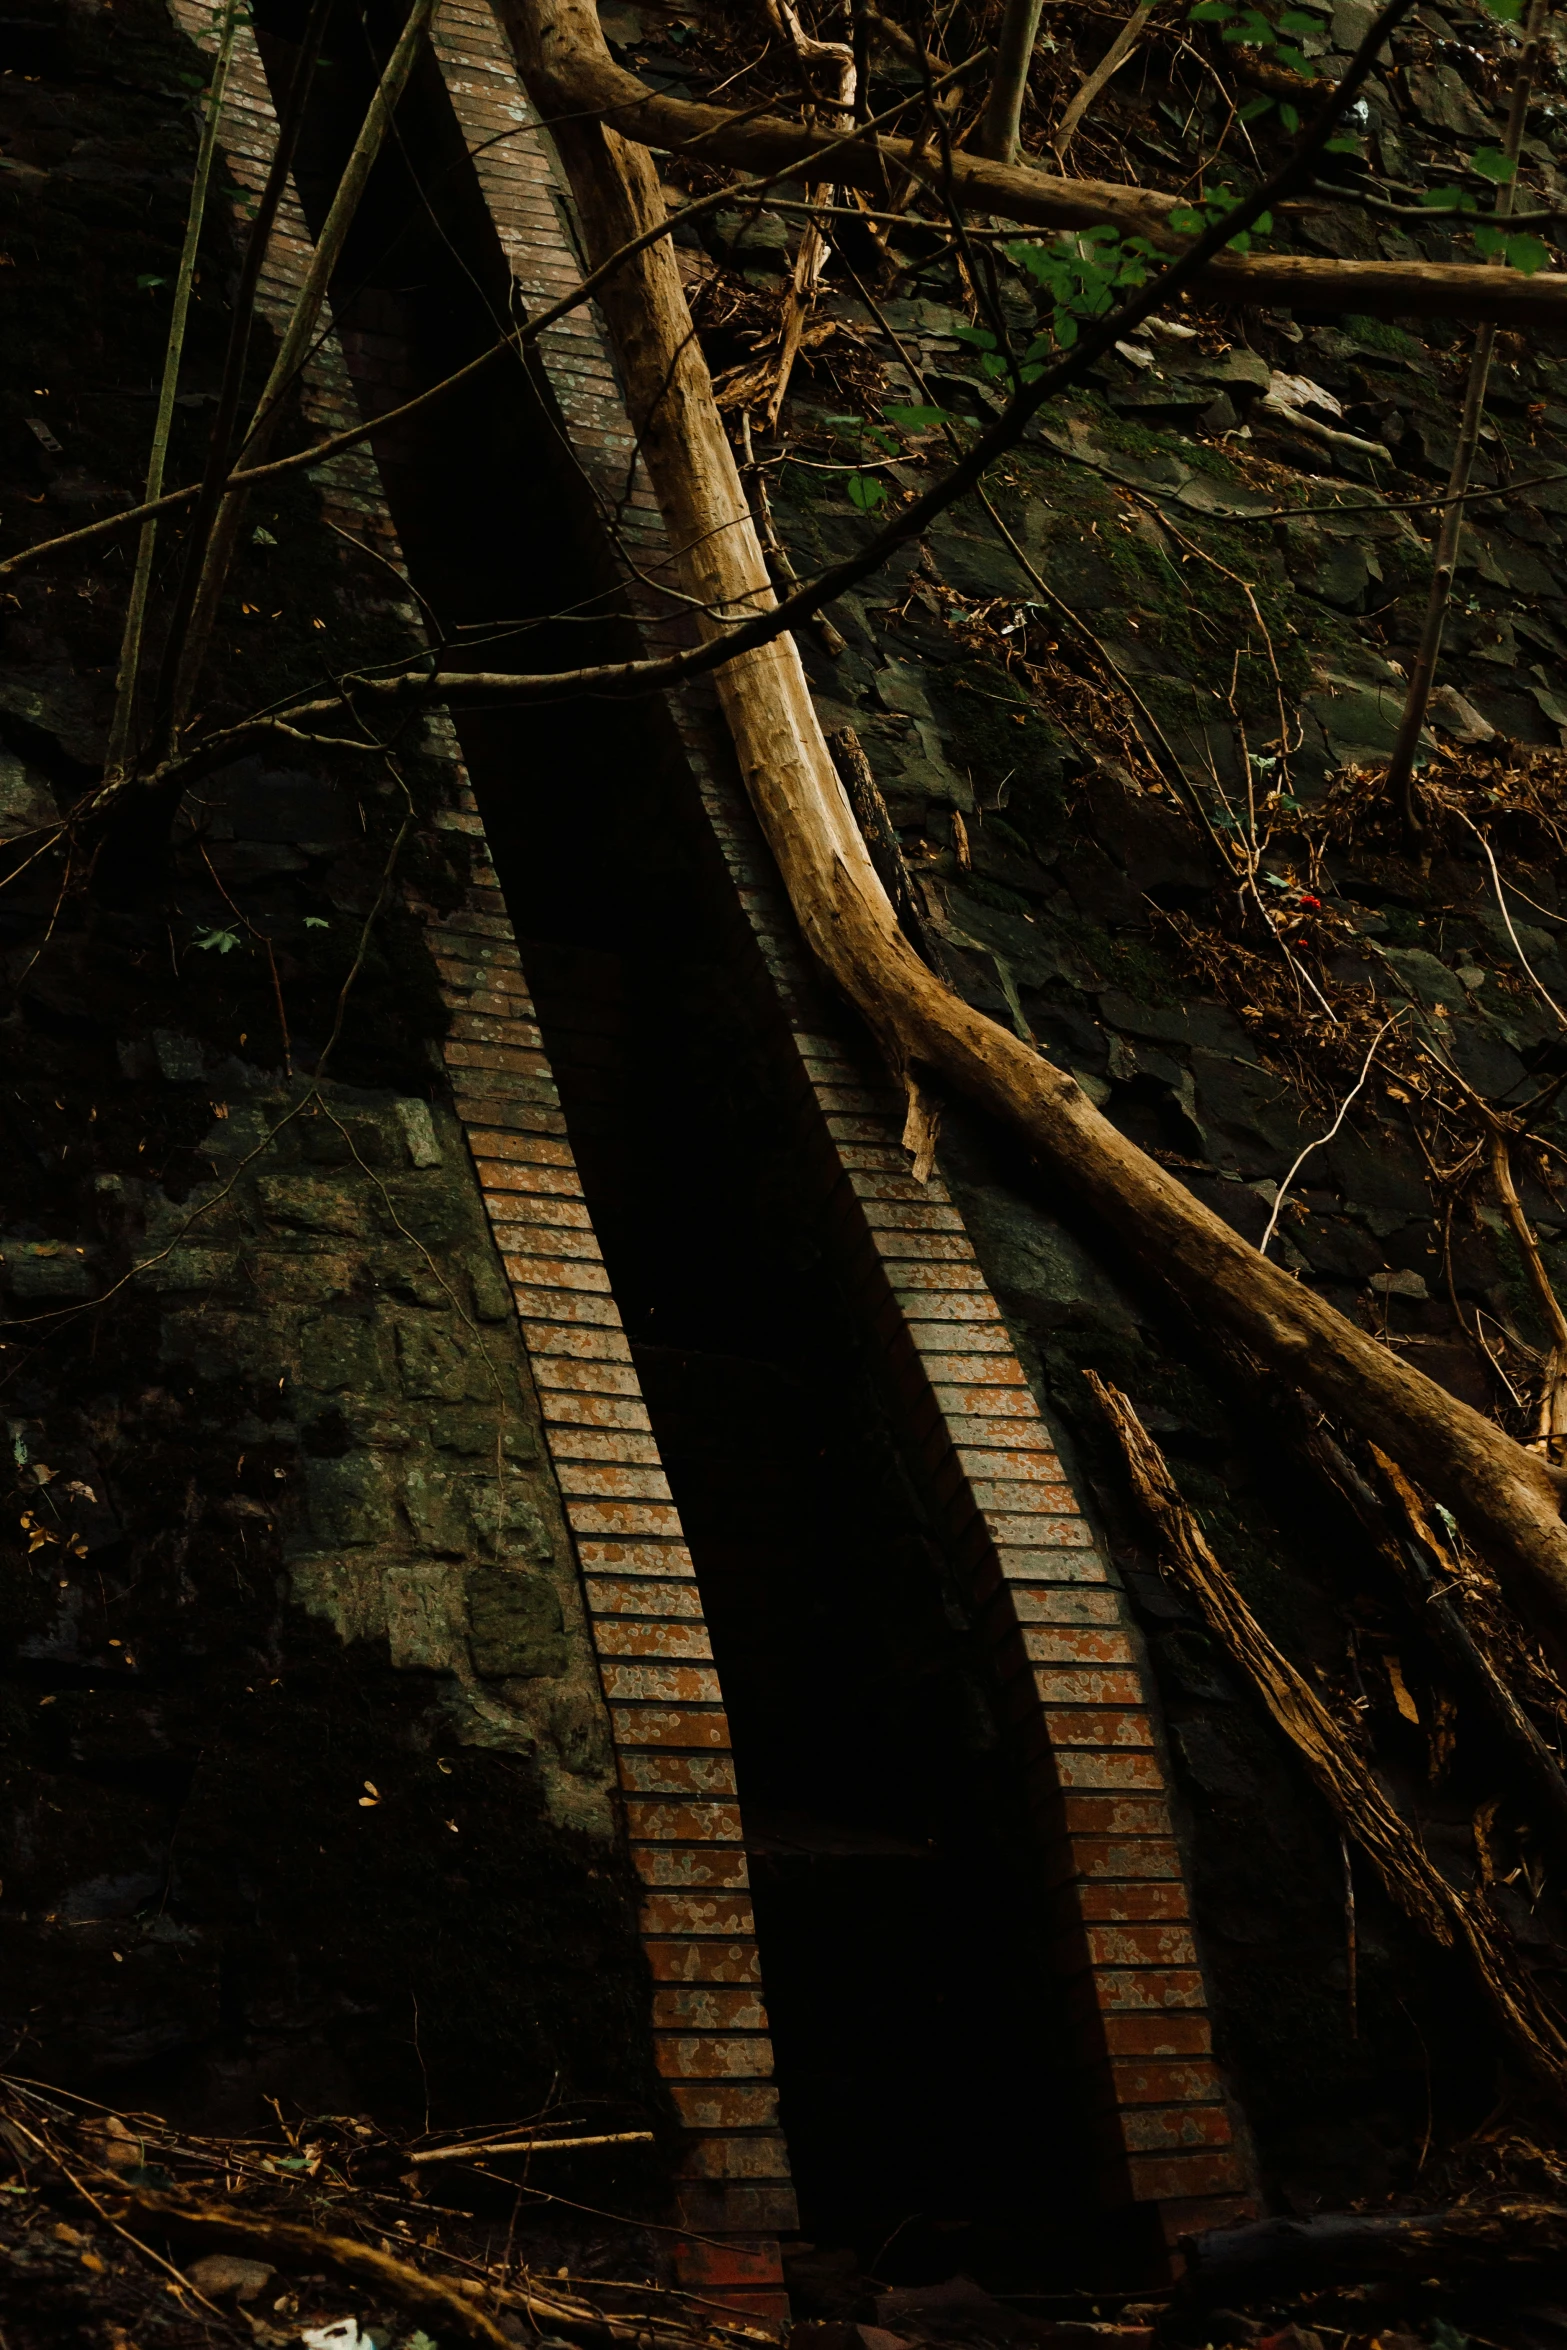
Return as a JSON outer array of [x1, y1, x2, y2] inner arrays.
[[3, 2078, 1567, 2350]]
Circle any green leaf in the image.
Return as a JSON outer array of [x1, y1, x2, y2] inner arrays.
[[1480, 0, 1523, 19], [303, 915, 329, 930], [1237, 94, 1274, 119], [950, 324, 998, 350], [1506, 231, 1552, 274], [884, 403, 956, 430], [1252, 209, 1273, 236], [1227, 228, 1253, 252], [1006, 240, 1070, 290], [1279, 100, 1300, 132], [251, 524, 278, 547], [1473, 220, 1508, 256], [846, 471, 888, 511], [136, 273, 167, 291], [191, 926, 242, 955], [864, 423, 900, 452], [403, 2333, 440, 2350], [1323, 133, 1362, 152], [1168, 206, 1206, 234], [1277, 8, 1319, 27], [1272, 43, 1314, 72], [1420, 184, 1465, 209], [1083, 222, 1121, 242], [980, 352, 1010, 377], [1471, 145, 1517, 182], [1054, 312, 1079, 347], [1188, 2, 1235, 18]]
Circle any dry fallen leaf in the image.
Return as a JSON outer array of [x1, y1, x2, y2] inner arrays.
[[1385, 1653, 1421, 1725]]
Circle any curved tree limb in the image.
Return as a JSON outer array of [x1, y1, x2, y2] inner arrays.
[[499, 0, 1567, 1668], [504, 0, 1567, 323]]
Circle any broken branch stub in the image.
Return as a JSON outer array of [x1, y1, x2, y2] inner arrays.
[[504, 0, 1567, 1668]]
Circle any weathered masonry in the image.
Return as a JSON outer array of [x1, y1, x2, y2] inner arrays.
[[163, 0, 1261, 2301]]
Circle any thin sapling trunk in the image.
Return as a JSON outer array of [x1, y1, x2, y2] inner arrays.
[[142, 0, 335, 770], [103, 0, 242, 782], [976, 0, 1048, 163], [158, 0, 441, 752]]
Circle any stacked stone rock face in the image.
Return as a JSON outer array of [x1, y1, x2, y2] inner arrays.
[[165, 0, 1256, 2294], [164, 2, 795, 2309]]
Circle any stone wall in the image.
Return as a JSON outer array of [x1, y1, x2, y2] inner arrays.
[[0, 0, 658, 2141]]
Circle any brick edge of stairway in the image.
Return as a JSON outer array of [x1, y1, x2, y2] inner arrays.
[[427, 0, 1261, 2257], [172, 0, 795, 2316]]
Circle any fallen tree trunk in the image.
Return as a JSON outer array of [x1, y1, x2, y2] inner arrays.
[[502, 0, 1567, 1664], [1179, 2202, 1567, 2294], [511, 0, 1567, 325]]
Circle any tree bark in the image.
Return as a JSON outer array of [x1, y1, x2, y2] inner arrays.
[[976, 0, 1048, 164], [502, 0, 1567, 1665], [510, 0, 1567, 325]]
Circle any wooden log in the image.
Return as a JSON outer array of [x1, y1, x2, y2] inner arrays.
[[511, 0, 1567, 325], [1180, 2202, 1567, 2296]]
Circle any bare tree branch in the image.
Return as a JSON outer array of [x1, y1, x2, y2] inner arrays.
[[1052, 0, 1157, 165], [504, 0, 1567, 320]]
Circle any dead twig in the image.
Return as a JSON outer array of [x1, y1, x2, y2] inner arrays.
[[408, 2129, 655, 2166], [1259, 1016, 1400, 1255]]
